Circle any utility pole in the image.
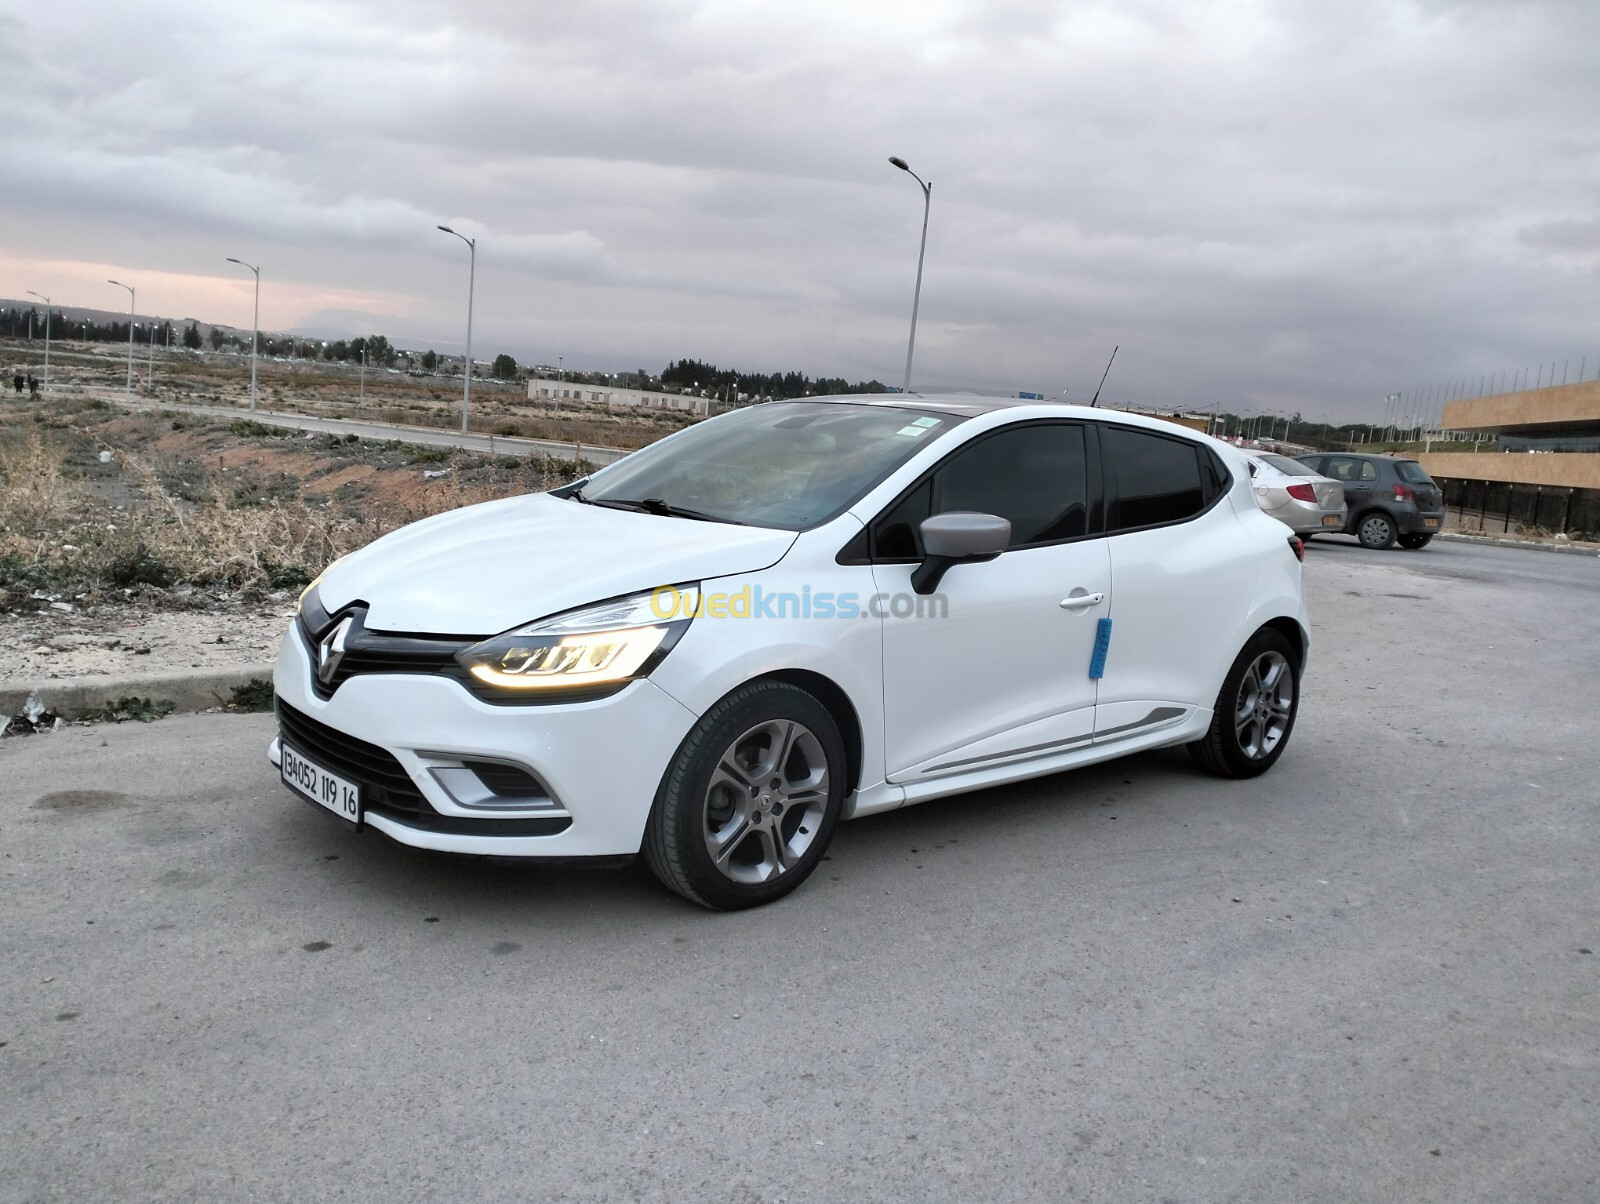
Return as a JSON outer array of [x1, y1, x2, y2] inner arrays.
[[108, 280, 135, 399], [436, 225, 476, 434], [225, 259, 261, 411], [25, 291, 51, 392], [888, 156, 933, 394]]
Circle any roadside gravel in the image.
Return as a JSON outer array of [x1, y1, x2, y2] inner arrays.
[[1, 595, 292, 688]]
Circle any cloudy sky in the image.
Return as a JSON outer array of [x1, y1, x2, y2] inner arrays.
[[3, 0, 1597, 422]]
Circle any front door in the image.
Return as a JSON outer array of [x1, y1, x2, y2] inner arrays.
[[1322, 454, 1378, 523], [871, 421, 1110, 782]]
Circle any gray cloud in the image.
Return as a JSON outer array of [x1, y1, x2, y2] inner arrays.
[[4, 0, 1598, 420]]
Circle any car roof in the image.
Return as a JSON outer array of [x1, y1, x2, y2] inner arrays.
[[807, 392, 1212, 430], [806, 392, 1041, 418], [1310, 451, 1419, 462]]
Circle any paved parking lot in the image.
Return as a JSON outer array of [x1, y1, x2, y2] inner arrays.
[[3, 537, 1597, 1202]]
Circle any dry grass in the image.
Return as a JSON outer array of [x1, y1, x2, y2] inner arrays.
[[0, 421, 575, 602]]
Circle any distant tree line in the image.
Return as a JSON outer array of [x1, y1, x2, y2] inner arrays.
[[1, 306, 175, 346], [660, 358, 887, 400]]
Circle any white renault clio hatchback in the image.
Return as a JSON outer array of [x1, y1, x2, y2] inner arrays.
[[271, 396, 1309, 909]]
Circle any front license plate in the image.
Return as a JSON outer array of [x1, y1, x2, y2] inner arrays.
[[281, 741, 361, 825], [1424, 517, 1440, 528], [1322, 514, 1342, 526]]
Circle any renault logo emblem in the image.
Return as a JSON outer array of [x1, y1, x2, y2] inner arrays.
[[317, 616, 354, 685]]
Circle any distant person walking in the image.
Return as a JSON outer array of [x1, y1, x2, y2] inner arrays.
[[28, 374, 39, 396], [11, 371, 23, 394]]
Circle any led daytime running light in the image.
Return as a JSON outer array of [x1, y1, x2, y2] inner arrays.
[[467, 625, 668, 690]]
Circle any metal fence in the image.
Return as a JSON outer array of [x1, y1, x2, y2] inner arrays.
[[1435, 477, 1600, 541]]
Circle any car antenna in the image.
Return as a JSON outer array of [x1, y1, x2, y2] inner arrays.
[[1089, 345, 1118, 408]]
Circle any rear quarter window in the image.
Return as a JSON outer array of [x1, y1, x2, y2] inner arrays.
[[1103, 426, 1210, 531]]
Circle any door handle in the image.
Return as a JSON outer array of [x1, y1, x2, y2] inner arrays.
[[1059, 591, 1105, 611]]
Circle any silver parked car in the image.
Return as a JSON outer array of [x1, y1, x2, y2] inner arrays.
[[1245, 453, 1346, 536]]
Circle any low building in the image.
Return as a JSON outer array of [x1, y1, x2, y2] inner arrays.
[[1417, 379, 1600, 537], [527, 377, 710, 416], [1422, 380, 1600, 491]]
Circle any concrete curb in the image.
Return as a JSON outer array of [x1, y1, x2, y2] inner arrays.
[[1, 664, 276, 721], [1435, 532, 1600, 556]]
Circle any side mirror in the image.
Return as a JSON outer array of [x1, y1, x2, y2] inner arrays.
[[911, 512, 1011, 595]]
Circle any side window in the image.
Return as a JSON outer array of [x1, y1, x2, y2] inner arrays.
[[1324, 456, 1357, 482], [1358, 459, 1378, 482], [869, 423, 1090, 557], [1202, 450, 1231, 502], [1103, 426, 1206, 531]]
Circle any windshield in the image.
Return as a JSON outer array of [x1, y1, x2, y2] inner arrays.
[[577, 402, 964, 529], [1395, 460, 1435, 486], [1259, 454, 1319, 477]]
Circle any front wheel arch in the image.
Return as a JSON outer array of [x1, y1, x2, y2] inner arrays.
[[759, 669, 864, 798]]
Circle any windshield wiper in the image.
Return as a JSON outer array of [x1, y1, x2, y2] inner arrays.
[[591, 497, 744, 524]]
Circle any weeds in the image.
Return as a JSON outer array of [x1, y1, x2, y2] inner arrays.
[[229, 418, 289, 437], [228, 678, 275, 712], [78, 696, 176, 723]]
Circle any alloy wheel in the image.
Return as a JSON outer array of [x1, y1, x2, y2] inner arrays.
[[1233, 651, 1294, 760], [702, 719, 830, 884]]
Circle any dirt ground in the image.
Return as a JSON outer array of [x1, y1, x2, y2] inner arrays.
[[3, 337, 698, 450], [0, 386, 622, 691], [5, 597, 292, 686]]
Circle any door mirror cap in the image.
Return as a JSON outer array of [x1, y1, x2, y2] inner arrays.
[[919, 512, 1011, 560], [911, 512, 1011, 595]]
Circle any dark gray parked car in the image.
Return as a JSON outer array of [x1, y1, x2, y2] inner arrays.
[[1293, 453, 1445, 549]]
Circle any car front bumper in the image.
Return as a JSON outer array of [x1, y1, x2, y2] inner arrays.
[[267, 623, 700, 858]]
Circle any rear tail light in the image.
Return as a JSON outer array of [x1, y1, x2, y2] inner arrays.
[[1288, 535, 1304, 562], [1285, 483, 1317, 503], [1393, 484, 1414, 502]]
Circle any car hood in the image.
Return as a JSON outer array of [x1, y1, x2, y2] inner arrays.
[[317, 492, 798, 635]]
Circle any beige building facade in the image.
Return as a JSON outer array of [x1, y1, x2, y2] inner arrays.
[[1419, 380, 1600, 490]]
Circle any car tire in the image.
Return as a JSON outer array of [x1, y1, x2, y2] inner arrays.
[[643, 680, 846, 910], [1398, 533, 1433, 549], [1188, 629, 1300, 780], [1356, 511, 1397, 549]]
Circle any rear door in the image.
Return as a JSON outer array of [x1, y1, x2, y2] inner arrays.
[[1094, 424, 1255, 737]]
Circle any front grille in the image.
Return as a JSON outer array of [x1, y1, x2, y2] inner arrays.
[[275, 698, 572, 837], [299, 606, 472, 701]]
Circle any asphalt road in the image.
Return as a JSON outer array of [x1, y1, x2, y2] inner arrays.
[[3, 538, 1598, 1202]]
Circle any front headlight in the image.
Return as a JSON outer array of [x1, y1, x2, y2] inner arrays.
[[455, 586, 700, 698], [297, 553, 350, 613]]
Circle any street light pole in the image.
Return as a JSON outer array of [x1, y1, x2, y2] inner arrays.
[[888, 156, 932, 395], [437, 225, 476, 434], [25, 291, 50, 393], [108, 280, 135, 399], [226, 258, 260, 411]]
